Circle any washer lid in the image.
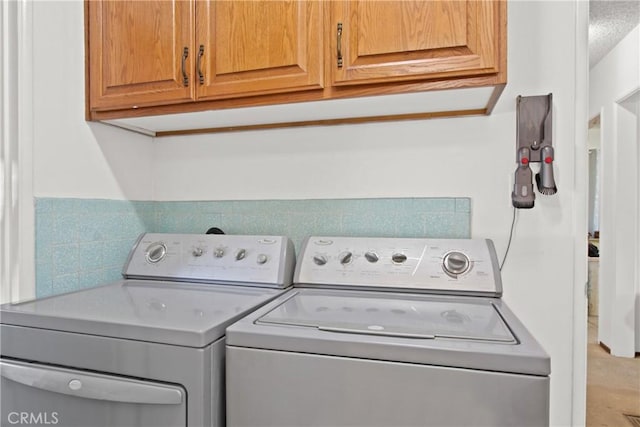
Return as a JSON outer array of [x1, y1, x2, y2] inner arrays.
[[0, 280, 284, 347], [228, 289, 551, 376], [257, 292, 515, 343]]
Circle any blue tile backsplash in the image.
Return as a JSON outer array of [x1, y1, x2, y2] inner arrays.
[[35, 197, 471, 298], [35, 199, 155, 298]]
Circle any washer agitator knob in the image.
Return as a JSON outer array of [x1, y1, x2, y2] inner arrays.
[[145, 242, 167, 263], [443, 251, 471, 276]]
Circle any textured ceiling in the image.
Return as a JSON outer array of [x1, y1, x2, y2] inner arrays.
[[589, 0, 640, 68]]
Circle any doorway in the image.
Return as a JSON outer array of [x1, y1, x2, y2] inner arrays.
[[585, 91, 640, 426]]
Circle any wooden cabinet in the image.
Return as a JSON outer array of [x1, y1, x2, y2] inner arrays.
[[195, 1, 323, 100], [330, 1, 501, 86], [87, 1, 193, 110], [86, 0, 506, 134], [88, 0, 323, 111]]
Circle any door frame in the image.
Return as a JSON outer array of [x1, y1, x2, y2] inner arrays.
[[571, 0, 589, 424], [0, 0, 35, 303]]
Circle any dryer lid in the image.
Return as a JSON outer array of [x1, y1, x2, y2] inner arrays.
[[1, 280, 284, 347], [256, 291, 516, 343]]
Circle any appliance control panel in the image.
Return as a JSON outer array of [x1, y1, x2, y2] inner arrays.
[[294, 237, 502, 296], [123, 233, 295, 288]]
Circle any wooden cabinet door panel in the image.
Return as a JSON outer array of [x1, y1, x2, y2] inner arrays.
[[196, 0, 323, 100], [330, 0, 502, 86], [88, 0, 193, 110]]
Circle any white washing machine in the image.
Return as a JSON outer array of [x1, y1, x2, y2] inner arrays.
[[1, 233, 295, 427], [226, 236, 550, 427]]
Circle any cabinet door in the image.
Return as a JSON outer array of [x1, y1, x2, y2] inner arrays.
[[330, 0, 503, 86], [88, 0, 194, 111], [195, 0, 323, 100]]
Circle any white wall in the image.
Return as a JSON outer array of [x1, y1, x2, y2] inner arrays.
[[8, 0, 154, 300], [18, 0, 589, 424], [637, 98, 640, 353], [154, 2, 587, 425], [617, 99, 639, 354], [589, 25, 640, 356], [31, 0, 153, 200], [587, 127, 601, 150], [590, 25, 640, 118], [1, 0, 27, 303]]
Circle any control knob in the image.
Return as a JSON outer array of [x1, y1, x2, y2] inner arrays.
[[339, 251, 353, 265], [313, 255, 328, 266], [192, 247, 204, 257], [145, 242, 167, 263], [235, 249, 247, 261], [443, 251, 471, 276], [364, 251, 379, 263], [391, 253, 407, 264], [256, 254, 268, 265], [213, 247, 225, 258]]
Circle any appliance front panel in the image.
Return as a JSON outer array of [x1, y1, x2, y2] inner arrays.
[[1, 359, 187, 427], [226, 346, 550, 427]]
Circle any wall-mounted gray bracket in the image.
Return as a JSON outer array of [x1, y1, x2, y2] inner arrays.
[[517, 94, 553, 162], [512, 94, 557, 209]]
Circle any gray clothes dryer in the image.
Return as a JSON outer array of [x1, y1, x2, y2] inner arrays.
[[1, 233, 295, 427], [226, 236, 550, 427]]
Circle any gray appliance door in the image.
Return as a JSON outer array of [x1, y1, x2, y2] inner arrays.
[[1, 359, 186, 427]]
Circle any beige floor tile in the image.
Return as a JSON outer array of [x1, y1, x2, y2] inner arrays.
[[586, 316, 640, 427]]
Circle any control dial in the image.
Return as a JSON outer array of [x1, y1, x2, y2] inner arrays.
[[339, 251, 353, 265], [391, 253, 407, 264], [313, 255, 328, 266], [256, 254, 269, 265], [364, 251, 379, 263], [213, 247, 225, 258], [235, 249, 247, 261], [443, 251, 471, 276], [145, 242, 167, 263], [192, 247, 204, 257]]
